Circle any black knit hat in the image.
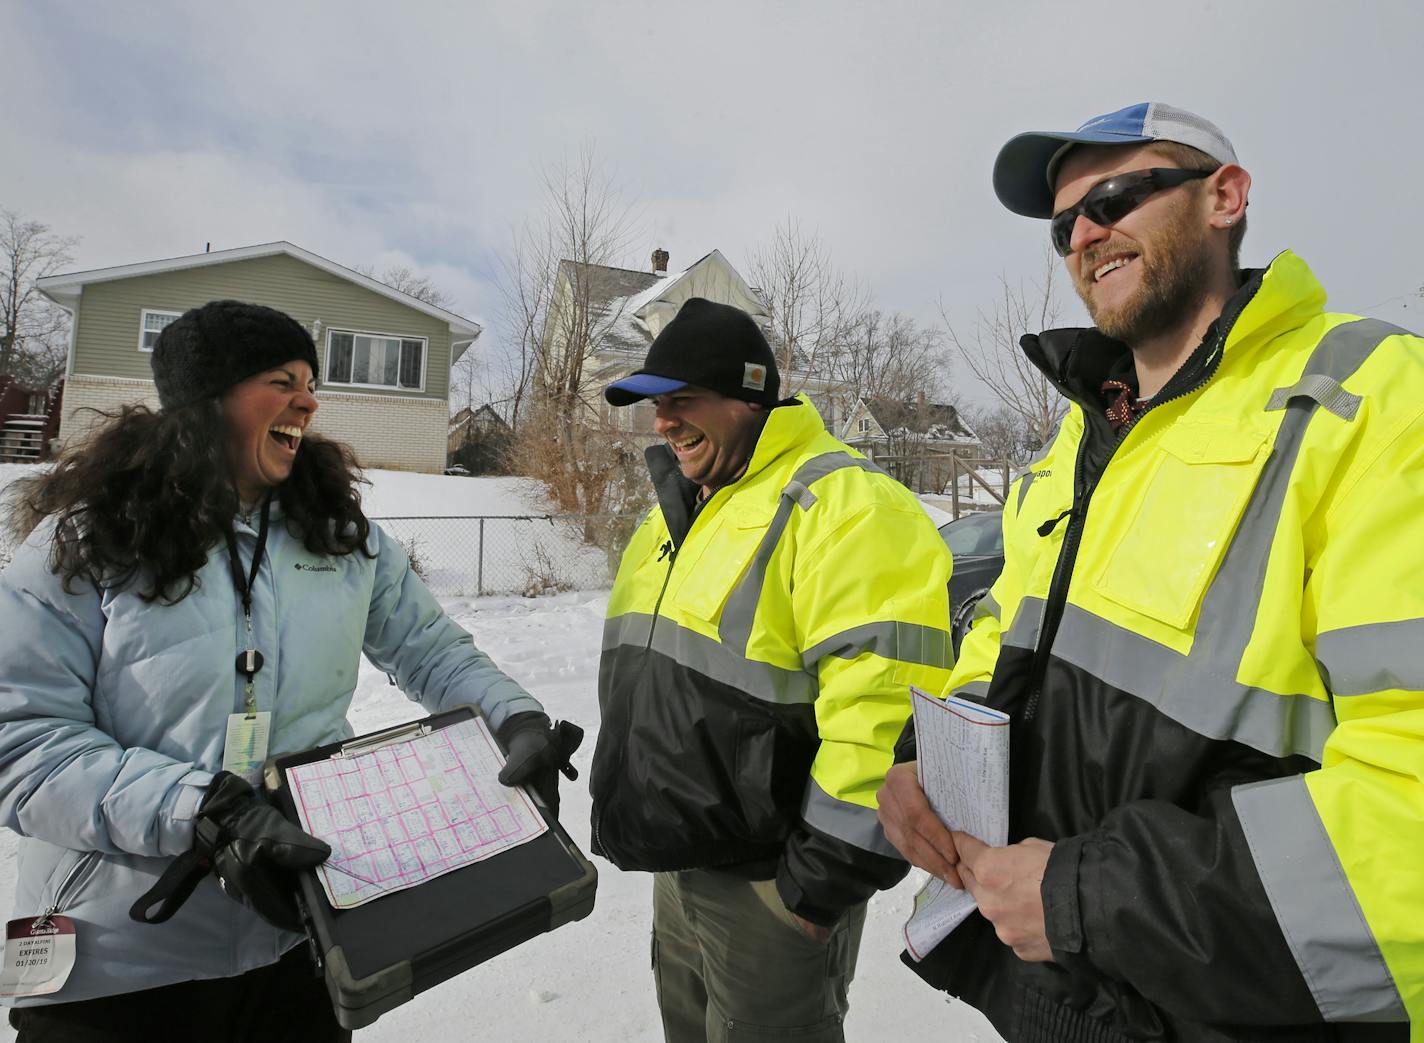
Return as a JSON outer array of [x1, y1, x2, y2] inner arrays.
[[151, 300, 320, 411], [604, 297, 779, 407]]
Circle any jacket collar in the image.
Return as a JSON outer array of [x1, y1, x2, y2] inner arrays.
[[233, 492, 284, 534], [1021, 251, 1324, 411], [645, 395, 824, 547]]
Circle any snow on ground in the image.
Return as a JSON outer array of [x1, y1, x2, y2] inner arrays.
[[362, 470, 617, 597], [359, 470, 554, 518], [0, 466, 1003, 1041]]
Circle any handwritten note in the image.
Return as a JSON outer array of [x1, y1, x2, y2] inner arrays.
[[902, 685, 1010, 961]]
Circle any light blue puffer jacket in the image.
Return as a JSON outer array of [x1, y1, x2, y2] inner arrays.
[[0, 504, 543, 1005]]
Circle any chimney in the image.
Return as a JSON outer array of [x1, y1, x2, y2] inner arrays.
[[651, 248, 669, 274]]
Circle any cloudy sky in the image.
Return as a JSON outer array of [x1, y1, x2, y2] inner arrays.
[[5, 0, 1422, 404]]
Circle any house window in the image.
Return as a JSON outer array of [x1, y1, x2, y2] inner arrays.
[[325, 330, 426, 391], [857, 418, 871, 433], [138, 309, 181, 352]]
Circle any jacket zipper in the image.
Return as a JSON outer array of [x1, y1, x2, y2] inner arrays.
[[593, 536, 679, 866], [1020, 281, 1260, 722], [645, 541, 677, 651]]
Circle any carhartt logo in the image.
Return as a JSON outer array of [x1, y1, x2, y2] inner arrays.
[[294, 562, 337, 573], [742, 363, 766, 391]]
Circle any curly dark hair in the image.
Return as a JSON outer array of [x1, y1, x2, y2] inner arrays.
[[5, 400, 372, 603]]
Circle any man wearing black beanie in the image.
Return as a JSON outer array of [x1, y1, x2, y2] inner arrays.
[[591, 298, 954, 1041]]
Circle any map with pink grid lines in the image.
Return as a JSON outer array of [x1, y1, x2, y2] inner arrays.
[[286, 717, 548, 909]]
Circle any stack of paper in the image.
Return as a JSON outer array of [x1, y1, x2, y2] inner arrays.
[[901, 685, 1010, 961]]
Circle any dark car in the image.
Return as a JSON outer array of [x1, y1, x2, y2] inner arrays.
[[938, 510, 1005, 654]]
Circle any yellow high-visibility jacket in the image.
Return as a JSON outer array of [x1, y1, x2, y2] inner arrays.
[[915, 252, 1422, 1042], [590, 397, 952, 924]]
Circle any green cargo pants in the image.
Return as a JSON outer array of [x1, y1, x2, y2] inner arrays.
[[651, 869, 867, 1042]]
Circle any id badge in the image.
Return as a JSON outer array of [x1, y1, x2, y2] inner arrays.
[[0, 916, 76, 997], [223, 712, 272, 784]]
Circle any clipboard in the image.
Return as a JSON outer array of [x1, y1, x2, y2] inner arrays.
[[264, 705, 597, 1031]]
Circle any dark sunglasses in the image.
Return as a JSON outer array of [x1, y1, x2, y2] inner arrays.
[[1049, 168, 1211, 257]]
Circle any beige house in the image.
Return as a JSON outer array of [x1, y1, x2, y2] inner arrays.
[[558, 248, 843, 439], [36, 241, 482, 473]]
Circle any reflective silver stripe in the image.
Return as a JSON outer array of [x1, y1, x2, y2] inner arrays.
[[1002, 595, 1046, 651], [1050, 604, 1337, 760], [1233, 777, 1406, 1022], [791, 451, 890, 485], [1016, 469, 1042, 512], [801, 620, 950, 671], [1310, 615, 1424, 695], [603, 612, 652, 650], [802, 778, 901, 859], [1187, 318, 1404, 689], [784, 480, 817, 510], [1315, 619, 1424, 697], [604, 612, 817, 705], [953, 679, 991, 701], [718, 492, 798, 655], [1266, 373, 1362, 421], [1015, 425, 1062, 512], [1007, 319, 1404, 760], [975, 589, 1000, 624], [1015, 472, 1035, 512], [720, 452, 887, 656]]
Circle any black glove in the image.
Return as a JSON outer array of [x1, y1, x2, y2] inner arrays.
[[131, 772, 330, 931], [496, 712, 584, 819]]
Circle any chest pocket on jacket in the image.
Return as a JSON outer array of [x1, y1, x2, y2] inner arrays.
[[1092, 421, 1270, 629], [673, 504, 777, 625]]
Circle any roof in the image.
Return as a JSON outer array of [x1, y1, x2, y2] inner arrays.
[[448, 403, 511, 433], [35, 241, 484, 358], [860, 397, 977, 442], [558, 249, 769, 359], [557, 259, 667, 356]]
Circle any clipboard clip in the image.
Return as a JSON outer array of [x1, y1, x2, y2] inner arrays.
[[335, 721, 432, 758]]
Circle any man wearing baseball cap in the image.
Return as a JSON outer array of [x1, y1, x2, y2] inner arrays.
[[880, 103, 1423, 1040], [592, 297, 953, 1041]]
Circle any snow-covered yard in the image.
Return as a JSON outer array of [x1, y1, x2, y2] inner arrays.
[[0, 466, 1001, 1041]]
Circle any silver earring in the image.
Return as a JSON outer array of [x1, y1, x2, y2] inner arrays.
[[1225, 218, 1234, 225]]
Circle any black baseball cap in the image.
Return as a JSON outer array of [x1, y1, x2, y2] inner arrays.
[[605, 297, 779, 407]]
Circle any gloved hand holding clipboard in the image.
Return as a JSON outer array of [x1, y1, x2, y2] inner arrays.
[[262, 705, 598, 1031]]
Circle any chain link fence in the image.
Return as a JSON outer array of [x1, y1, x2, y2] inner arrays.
[[0, 513, 644, 597], [371, 513, 643, 597]]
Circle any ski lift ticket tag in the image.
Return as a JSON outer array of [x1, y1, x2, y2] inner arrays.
[[0, 915, 77, 997]]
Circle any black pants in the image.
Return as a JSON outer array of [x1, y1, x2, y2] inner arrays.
[[9, 946, 349, 1043]]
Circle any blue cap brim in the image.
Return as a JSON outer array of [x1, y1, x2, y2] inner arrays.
[[604, 373, 689, 406], [993, 128, 1153, 219]]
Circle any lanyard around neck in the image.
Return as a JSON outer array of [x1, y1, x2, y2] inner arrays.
[[223, 495, 272, 712], [223, 495, 273, 618]]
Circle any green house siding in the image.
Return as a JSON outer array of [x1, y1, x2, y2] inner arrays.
[[70, 254, 451, 399]]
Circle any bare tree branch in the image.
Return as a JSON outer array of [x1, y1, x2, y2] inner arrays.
[[942, 249, 1068, 452], [832, 309, 951, 423], [352, 262, 455, 310], [746, 218, 867, 396], [494, 143, 648, 515]]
